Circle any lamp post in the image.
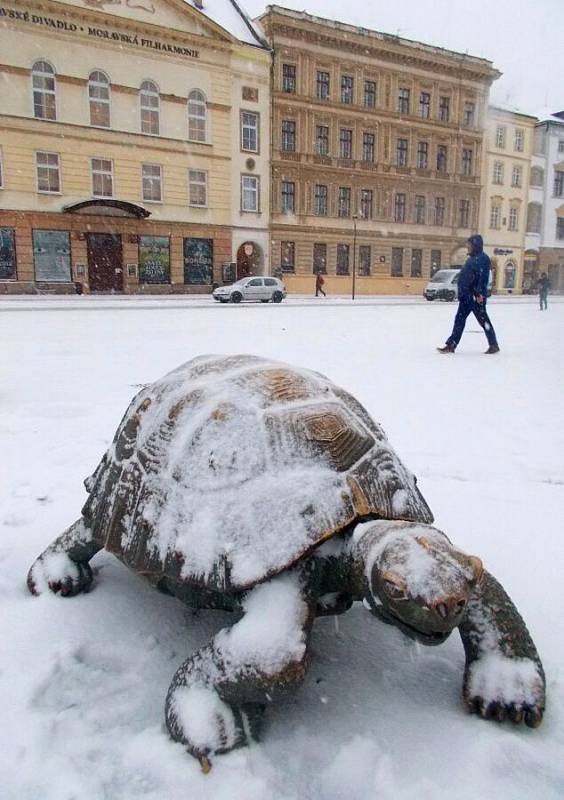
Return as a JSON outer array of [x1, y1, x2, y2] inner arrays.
[[351, 214, 358, 301]]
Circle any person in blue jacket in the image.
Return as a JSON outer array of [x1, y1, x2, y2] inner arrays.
[[437, 234, 500, 354]]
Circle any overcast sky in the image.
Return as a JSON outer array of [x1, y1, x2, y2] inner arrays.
[[247, 0, 564, 118]]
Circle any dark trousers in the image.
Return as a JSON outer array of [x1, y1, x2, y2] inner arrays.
[[316, 286, 326, 297], [446, 296, 498, 349], [540, 291, 548, 310]]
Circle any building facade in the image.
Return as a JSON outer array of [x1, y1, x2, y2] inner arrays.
[[0, 0, 270, 294], [524, 112, 564, 294], [480, 106, 536, 294], [259, 5, 500, 295]]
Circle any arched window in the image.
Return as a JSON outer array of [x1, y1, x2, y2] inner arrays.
[[530, 166, 544, 187], [89, 71, 111, 127], [140, 80, 160, 135], [188, 89, 206, 142], [526, 202, 542, 234], [32, 61, 56, 120]]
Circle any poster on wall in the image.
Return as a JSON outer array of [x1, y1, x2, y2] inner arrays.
[[33, 230, 71, 282], [138, 236, 170, 283], [183, 238, 213, 284], [0, 228, 17, 280]]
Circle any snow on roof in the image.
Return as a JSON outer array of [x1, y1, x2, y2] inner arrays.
[[184, 0, 269, 49], [534, 108, 564, 126]]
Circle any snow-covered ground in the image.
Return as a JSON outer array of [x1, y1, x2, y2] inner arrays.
[[1, 294, 563, 800]]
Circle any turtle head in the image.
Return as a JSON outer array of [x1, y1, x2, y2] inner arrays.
[[354, 521, 483, 646]]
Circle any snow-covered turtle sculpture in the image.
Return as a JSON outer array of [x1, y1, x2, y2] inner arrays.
[[27, 355, 545, 770]]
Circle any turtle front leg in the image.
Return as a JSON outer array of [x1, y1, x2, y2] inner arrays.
[[459, 571, 545, 728], [165, 564, 317, 768], [27, 517, 101, 597]]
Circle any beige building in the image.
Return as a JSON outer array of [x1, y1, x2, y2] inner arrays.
[[0, 0, 270, 293], [480, 106, 537, 294], [259, 6, 500, 295]]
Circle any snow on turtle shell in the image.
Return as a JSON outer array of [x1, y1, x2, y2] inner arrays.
[[82, 354, 433, 591]]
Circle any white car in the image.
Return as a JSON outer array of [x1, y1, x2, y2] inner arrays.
[[424, 268, 493, 302], [212, 276, 287, 304]]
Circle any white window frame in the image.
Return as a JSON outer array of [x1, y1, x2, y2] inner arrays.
[[91, 157, 113, 198], [511, 165, 522, 188], [31, 60, 57, 121], [514, 128, 524, 152], [493, 161, 504, 184], [495, 126, 506, 148], [141, 163, 162, 203], [241, 111, 259, 153], [188, 169, 208, 207], [188, 89, 207, 143], [88, 70, 111, 128], [508, 206, 519, 231], [140, 80, 160, 136], [35, 151, 61, 194], [490, 203, 501, 229], [241, 174, 259, 212], [559, 140, 564, 153]]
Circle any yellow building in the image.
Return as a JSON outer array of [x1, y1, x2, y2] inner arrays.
[[0, 0, 270, 293], [480, 106, 537, 294]]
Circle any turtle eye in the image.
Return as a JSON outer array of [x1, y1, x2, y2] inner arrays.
[[384, 580, 407, 601]]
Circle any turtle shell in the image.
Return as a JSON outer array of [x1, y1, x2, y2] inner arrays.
[[82, 355, 433, 592]]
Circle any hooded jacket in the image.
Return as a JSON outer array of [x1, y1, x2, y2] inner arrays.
[[457, 234, 491, 300]]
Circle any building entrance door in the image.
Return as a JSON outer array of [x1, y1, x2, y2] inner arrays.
[[87, 233, 123, 292]]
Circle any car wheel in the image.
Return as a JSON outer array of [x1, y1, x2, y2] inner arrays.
[[231, 292, 242, 304], [219, 298, 228, 303], [447, 291, 456, 301], [260, 299, 269, 303], [425, 296, 434, 301], [272, 291, 283, 303]]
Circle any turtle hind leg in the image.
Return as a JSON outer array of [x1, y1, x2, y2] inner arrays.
[[27, 517, 101, 597], [165, 564, 317, 767]]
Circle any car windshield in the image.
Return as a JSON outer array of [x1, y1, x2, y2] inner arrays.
[[430, 271, 456, 284]]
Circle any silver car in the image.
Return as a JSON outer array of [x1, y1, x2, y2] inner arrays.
[[212, 276, 287, 304]]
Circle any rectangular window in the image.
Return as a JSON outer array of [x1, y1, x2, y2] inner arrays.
[[419, 92, 430, 118], [358, 245, 371, 276], [241, 111, 259, 152], [32, 229, 71, 281], [142, 163, 162, 202], [364, 80, 376, 108], [0, 228, 17, 279], [241, 175, 259, 211], [282, 64, 296, 93], [463, 102, 475, 127], [336, 243, 350, 274], [554, 171, 564, 197], [183, 237, 213, 285], [360, 189, 373, 219], [417, 141, 428, 169], [281, 120, 296, 152], [316, 125, 329, 156], [338, 187, 351, 217], [514, 128, 524, 152], [508, 206, 519, 231], [281, 181, 295, 213], [495, 126, 506, 148], [313, 242, 327, 274], [398, 88, 410, 114], [511, 165, 522, 188], [138, 235, 170, 284], [559, 140, 564, 153], [188, 169, 207, 207], [394, 193, 406, 222], [437, 145, 448, 172], [91, 158, 113, 197], [281, 241, 295, 272], [341, 75, 353, 104], [434, 197, 445, 226], [459, 199, 470, 228], [415, 195, 426, 224], [462, 149, 473, 176], [439, 96, 450, 122], [362, 132, 375, 162], [316, 71, 330, 100], [490, 204, 501, 229], [493, 161, 504, 184], [314, 184, 328, 216], [411, 248, 422, 277], [36, 151, 61, 193], [430, 249, 442, 275], [391, 247, 403, 276], [556, 218, 564, 240], [397, 138, 408, 167], [340, 128, 353, 159]]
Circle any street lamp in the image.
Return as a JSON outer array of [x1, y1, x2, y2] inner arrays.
[[351, 214, 359, 301]]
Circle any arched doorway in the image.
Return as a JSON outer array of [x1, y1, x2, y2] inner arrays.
[[236, 241, 263, 279], [503, 259, 517, 290]]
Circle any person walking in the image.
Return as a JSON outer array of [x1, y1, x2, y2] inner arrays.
[[538, 272, 550, 310], [315, 271, 327, 297], [437, 234, 500, 355]]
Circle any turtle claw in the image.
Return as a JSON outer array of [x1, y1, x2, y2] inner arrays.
[[524, 708, 543, 729], [27, 553, 93, 597]]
